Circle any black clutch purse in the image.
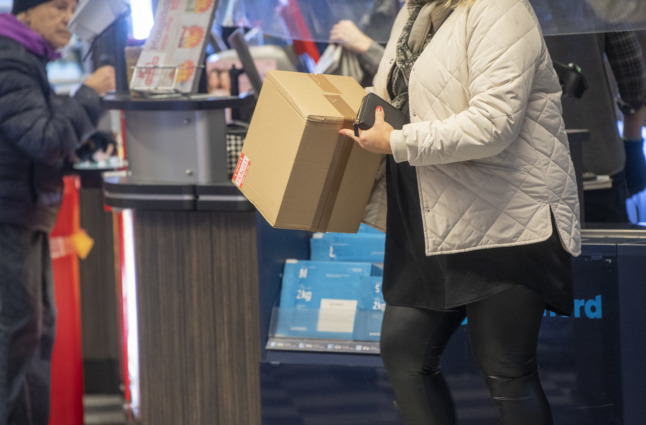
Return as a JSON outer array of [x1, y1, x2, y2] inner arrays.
[[353, 92, 406, 137]]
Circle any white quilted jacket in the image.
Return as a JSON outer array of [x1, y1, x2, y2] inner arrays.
[[364, 0, 581, 256]]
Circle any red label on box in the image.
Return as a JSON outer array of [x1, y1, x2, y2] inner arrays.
[[232, 153, 250, 188]]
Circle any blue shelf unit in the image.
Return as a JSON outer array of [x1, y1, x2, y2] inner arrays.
[[256, 219, 646, 425]]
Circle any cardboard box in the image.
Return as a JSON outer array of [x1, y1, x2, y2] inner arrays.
[[357, 223, 385, 235], [354, 276, 385, 341], [273, 259, 376, 340], [232, 70, 383, 233], [310, 232, 386, 262]]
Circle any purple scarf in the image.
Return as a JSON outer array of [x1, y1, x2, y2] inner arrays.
[[0, 13, 61, 61]]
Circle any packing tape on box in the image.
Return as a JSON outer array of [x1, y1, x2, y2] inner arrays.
[[309, 74, 357, 119], [308, 74, 342, 94], [323, 94, 357, 119], [312, 137, 354, 232], [307, 74, 360, 231]]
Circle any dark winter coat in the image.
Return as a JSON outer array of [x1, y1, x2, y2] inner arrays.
[[0, 36, 103, 232]]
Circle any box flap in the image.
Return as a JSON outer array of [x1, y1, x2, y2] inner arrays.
[[265, 70, 365, 123]]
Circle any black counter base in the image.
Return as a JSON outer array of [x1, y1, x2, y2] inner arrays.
[[103, 172, 253, 211]]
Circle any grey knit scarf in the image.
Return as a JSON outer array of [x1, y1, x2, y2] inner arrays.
[[390, 0, 453, 111]]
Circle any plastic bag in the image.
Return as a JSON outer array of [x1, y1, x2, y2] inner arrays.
[[313, 44, 364, 84]]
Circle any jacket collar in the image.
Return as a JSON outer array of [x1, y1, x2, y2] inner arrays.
[[430, 3, 453, 33], [0, 13, 61, 61]]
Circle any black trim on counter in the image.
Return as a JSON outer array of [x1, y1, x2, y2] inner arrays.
[[102, 172, 254, 211], [103, 172, 196, 210], [102, 92, 254, 111], [197, 183, 254, 211]]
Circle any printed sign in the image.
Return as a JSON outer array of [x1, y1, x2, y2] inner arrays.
[[130, 0, 217, 93], [232, 153, 250, 188]]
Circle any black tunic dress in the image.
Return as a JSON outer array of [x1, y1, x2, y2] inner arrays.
[[381, 157, 574, 316]]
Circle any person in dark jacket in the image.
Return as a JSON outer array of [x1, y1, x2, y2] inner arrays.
[[0, 0, 115, 424]]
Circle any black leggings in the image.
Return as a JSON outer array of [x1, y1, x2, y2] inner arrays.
[[379, 285, 552, 425]]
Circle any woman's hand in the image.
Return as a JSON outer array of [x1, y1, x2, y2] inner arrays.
[[329, 20, 373, 54], [84, 65, 116, 96], [339, 106, 394, 155]]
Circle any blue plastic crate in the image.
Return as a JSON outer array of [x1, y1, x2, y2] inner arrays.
[[310, 233, 386, 263], [353, 276, 385, 341]]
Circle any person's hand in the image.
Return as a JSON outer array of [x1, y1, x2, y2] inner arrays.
[[329, 20, 373, 54], [84, 65, 116, 96], [92, 142, 115, 162], [339, 106, 393, 154], [74, 130, 118, 163]]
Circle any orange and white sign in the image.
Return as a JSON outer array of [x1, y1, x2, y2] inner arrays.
[[232, 153, 250, 188], [178, 25, 205, 49], [191, 0, 215, 13], [176, 60, 196, 83]]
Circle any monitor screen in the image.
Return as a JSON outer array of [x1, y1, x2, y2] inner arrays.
[[226, 28, 264, 98]]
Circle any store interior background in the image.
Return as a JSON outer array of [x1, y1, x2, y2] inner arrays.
[[1, 0, 646, 424], [2, 0, 646, 220]]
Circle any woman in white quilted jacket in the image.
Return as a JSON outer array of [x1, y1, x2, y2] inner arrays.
[[340, 0, 581, 424]]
